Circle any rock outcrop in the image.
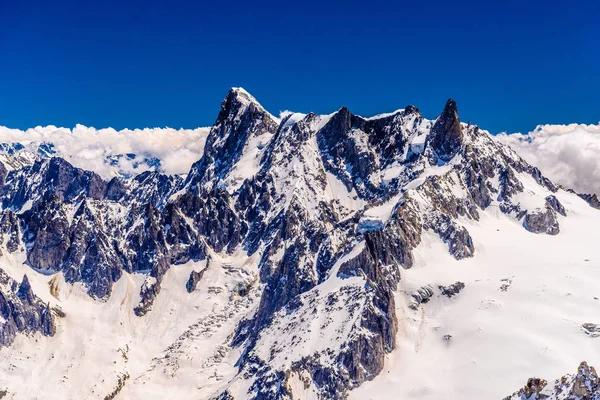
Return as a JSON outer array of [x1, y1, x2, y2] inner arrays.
[[439, 281, 465, 298], [410, 285, 435, 310], [582, 323, 600, 338], [0, 270, 55, 347], [427, 99, 463, 162], [524, 207, 560, 235], [505, 362, 600, 400]]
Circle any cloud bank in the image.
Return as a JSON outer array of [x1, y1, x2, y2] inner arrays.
[[496, 123, 600, 195], [0, 125, 210, 180], [2, 121, 599, 196]]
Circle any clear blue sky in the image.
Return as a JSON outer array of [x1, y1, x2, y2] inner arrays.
[[1, 0, 598, 134]]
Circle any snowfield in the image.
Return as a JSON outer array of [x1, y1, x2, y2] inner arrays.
[[351, 190, 600, 399]]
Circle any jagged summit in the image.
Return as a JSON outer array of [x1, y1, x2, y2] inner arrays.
[[427, 98, 463, 162], [229, 86, 254, 99], [15, 274, 34, 304], [183, 88, 280, 192], [222, 87, 279, 122]]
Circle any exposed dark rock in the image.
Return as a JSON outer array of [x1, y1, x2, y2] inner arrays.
[[498, 167, 524, 201], [524, 207, 560, 235], [2, 157, 106, 211], [334, 244, 399, 388], [439, 281, 465, 298], [63, 200, 123, 298], [545, 195, 566, 216], [505, 362, 600, 400], [316, 106, 423, 199], [530, 166, 558, 193], [186, 260, 209, 293], [361, 200, 422, 270], [578, 192, 600, 209], [499, 277, 513, 292], [291, 355, 348, 399], [184, 88, 279, 192], [134, 277, 161, 317], [22, 197, 123, 299], [21, 194, 71, 271], [507, 377, 548, 400], [105, 171, 183, 209], [0, 161, 7, 193], [103, 372, 130, 400], [463, 165, 492, 209], [316, 107, 379, 198], [0, 268, 56, 347], [570, 362, 600, 398], [0, 209, 22, 253], [16, 275, 34, 304], [104, 177, 128, 200], [428, 214, 474, 259], [427, 99, 463, 162]]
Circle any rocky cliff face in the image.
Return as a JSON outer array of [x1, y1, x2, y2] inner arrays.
[[0, 88, 595, 398], [0, 270, 56, 347], [427, 99, 463, 162]]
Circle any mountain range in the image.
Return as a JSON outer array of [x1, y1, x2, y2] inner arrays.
[[0, 88, 599, 400]]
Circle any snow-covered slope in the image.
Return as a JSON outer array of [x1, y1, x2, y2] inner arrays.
[[351, 193, 600, 400], [0, 89, 599, 400]]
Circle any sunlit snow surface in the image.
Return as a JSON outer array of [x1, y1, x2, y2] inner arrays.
[[0, 249, 260, 399], [351, 191, 600, 399]]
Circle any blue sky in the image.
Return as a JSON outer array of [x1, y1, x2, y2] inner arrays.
[[0, 0, 598, 133]]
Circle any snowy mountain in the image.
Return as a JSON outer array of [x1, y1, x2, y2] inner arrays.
[[0, 88, 599, 399], [0, 125, 210, 179]]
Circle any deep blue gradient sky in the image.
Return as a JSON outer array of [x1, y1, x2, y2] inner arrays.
[[1, 0, 598, 133]]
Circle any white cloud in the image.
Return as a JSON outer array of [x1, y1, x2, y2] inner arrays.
[[0, 124, 210, 180], [3, 120, 599, 197], [496, 123, 600, 195]]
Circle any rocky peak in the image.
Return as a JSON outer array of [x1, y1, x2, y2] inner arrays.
[[105, 171, 183, 209], [1, 156, 106, 211], [0, 268, 56, 348], [221, 87, 266, 116], [184, 88, 279, 192], [16, 274, 34, 305], [505, 362, 600, 399], [44, 157, 106, 200], [0, 209, 22, 253], [428, 98, 463, 162]]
